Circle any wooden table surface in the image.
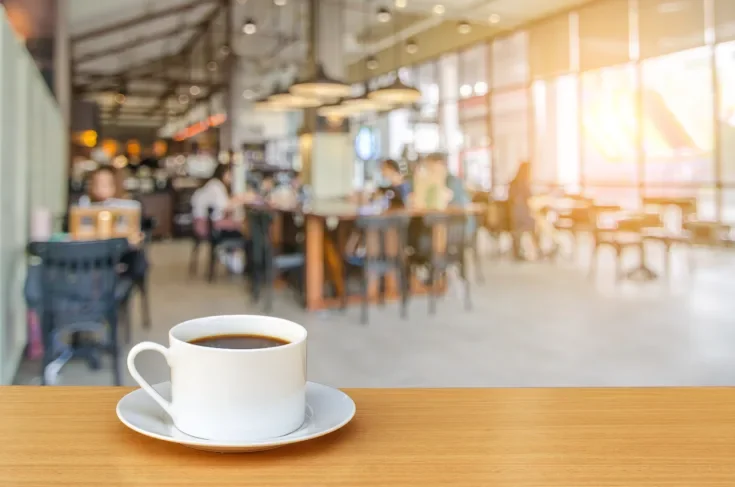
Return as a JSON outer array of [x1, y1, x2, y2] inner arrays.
[[2, 387, 734, 486]]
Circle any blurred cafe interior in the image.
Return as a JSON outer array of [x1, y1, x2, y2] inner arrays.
[[2, 0, 735, 392]]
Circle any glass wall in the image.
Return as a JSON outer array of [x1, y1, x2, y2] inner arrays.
[[351, 0, 735, 222]]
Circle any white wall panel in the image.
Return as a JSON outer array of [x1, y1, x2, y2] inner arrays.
[[0, 6, 67, 384]]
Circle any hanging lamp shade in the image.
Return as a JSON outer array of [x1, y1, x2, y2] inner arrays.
[[341, 83, 394, 113], [368, 77, 421, 104], [254, 94, 290, 112], [290, 63, 352, 99], [268, 83, 322, 108], [317, 99, 350, 118]]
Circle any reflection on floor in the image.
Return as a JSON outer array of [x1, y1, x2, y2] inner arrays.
[[13, 236, 735, 387]]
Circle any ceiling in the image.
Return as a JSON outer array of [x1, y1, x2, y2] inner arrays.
[[69, 0, 593, 128]]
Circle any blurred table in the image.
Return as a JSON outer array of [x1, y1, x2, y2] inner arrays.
[[1, 386, 734, 486], [245, 200, 485, 311]]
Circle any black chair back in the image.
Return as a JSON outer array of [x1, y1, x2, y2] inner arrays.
[[28, 239, 128, 327], [422, 213, 468, 263], [355, 214, 411, 268]]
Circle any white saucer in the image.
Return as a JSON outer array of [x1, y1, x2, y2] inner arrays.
[[116, 381, 356, 453]]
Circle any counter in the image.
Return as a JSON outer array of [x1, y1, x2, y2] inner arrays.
[[1, 386, 733, 486]]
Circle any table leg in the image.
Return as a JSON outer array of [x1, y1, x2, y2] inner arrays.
[[305, 216, 324, 311]]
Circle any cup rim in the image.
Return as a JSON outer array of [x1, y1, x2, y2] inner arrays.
[[169, 315, 307, 353]]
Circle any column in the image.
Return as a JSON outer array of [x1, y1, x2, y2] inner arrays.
[[302, 0, 354, 200], [54, 0, 70, 128]]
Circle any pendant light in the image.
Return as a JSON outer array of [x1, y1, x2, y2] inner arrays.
[[289, 0, 351, 100], [339, 1, 391, 114], [268, 83, 322, 108], [368, 8, 421, 105], [266, 7, 321, 108]]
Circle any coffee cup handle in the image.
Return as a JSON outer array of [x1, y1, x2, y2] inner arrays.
[[127, 342, 174, 419]]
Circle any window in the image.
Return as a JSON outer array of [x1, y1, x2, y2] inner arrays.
[[491, 90, 530, 185], [716, 41, 735, 183], [638, 0, 706, 59], [581, 65, 637, 185], [439, 54, 458, 102], [533, 75, 579, 187], [529, 14, 572, 79], [416, 62, 439, 120], [578, 0, 630, 71], [641, 47, 713, 184], [459, 44, 489, 100], [492, 32, 529, 89]]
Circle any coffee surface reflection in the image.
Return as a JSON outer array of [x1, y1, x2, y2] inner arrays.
[[189, 334, 289, 350]]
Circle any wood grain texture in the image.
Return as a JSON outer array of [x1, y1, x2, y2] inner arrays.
[[1, 387, 734, 486]]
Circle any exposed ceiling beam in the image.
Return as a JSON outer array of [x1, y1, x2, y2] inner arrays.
[[146, 2, 225, 116], [73, 54, 185, 93], [75, 25, 195, 65], [72, 0, 217, 44]]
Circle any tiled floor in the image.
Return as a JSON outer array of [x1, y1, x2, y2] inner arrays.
[[14, 236, 735, 387]]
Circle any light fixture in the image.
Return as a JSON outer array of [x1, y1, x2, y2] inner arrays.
[[405, 38, 418, 54], [189, 85, 201, 96], [290, 63, 352, 99], [366, 56, 379, 70], [368, 78, 421, 104], [274, 0, 287, 5], [114, 93, 126, 104], [395, 0, 406, 8], [340, 83, 390, 114], [457, 20, 471, 34], [242, 89, 256, 100], [432, 4, 445, 15], [253, 96, 290, 111], [178, 93, 189, 104], [474, 81, 488, 95], [488, 13, 500, 24], [219, 45, 231, 56], [377, 7, 391, 22], [207, 61, 218, 71], [268, 83, 322, 108], [242, 18, 257, 35], [317, 100, 350, 118], [459, 84, 472, 98]]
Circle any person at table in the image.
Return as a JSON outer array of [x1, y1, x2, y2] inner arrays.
[[77, 166, 147, 280], [380, 159, 411, 203], [508, 161, 540, 260], [423, 153, 476, 237], [191, 164, 254, 240]]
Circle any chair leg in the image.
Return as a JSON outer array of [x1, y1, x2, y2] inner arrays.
[[428, 265, 437, 316], [264, 263, 274, 313], [400, 266, 409, 319], [208, 244, 217, 282], [360, 271, 369, 325], [40, 314, 54, 386], [119, 300, 131, 344], [109, 314, 121, 386], [614, 245, 624, 282], [340, 262, 349, 312], [137, 278, 151, 330], [189, 241, 200, 277], [588, 242, 599, 279], [459, 259, 472, 311]]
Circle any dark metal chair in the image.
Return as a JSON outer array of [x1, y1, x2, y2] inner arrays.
[[246, 209, 305, 312], [27, 239, 128, 385], [190, 207, 246, 282], [342, 214, 411, 325], [422, 213, 472, 314]]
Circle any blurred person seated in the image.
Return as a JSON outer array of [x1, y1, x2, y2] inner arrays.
[[191, 165, 255, 240], [379, 159, 411, 203], [77, 166, 147, 280]]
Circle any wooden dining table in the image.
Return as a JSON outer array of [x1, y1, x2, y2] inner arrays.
[[1, 386, 734, 486], [245, 199, 486, 311]]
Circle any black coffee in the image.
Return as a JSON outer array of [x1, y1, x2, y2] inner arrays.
[[189, 334, 289, 350]]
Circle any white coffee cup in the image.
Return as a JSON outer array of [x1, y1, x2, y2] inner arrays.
[[127, 315, 307, 442]]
